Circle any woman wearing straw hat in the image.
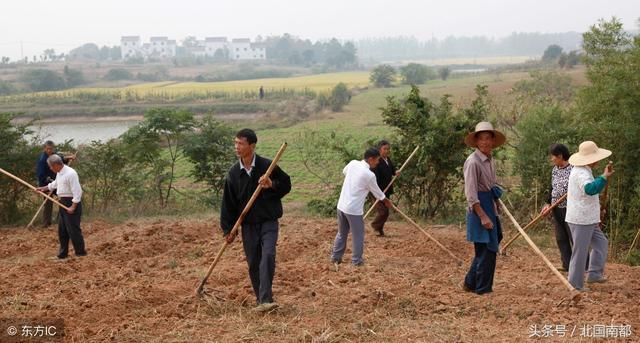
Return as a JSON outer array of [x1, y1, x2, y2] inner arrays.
[[565, 141, 614, 291], [461, 121, 506, 295]]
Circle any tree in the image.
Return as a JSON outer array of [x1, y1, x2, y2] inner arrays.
[[182, 116, 235, 205], [212, 48, 229, 62], [76, 139, 136, 212], [542, 44, 563, 62], [328, 82, 351, 111], [370, 64, 396, 87], [63, 65, 85, 87], [400, 63, 434, 84], [576, 18, 640, 259], [438, 66, 451, 80], [104, 68, 133, 81], [121, 108, 196, 208], [380, 85, 487, 218], [21, 69, 66, 91], [0, 113, 39, 224], [566, 50, 580, 68], [43, 49, 56, 61], [67, 43, 101, 60], [182, 36, 199, 48], [0, 80, 15, 95]]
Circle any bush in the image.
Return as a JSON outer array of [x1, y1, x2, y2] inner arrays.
[[63, 65, 85, 87], [76, 139, 137, 212], [380, 85, 486, 218], [0, 113, 39, 224], [21, 69, 66, 92], [370, 64, 396, 87], [400, 63, 435, 85], [0, 80, 16, 95], [104, 68, 133, 81], [182, 116, 235, 206]]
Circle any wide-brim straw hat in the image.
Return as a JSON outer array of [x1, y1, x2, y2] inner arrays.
[[464, 121, 506, 148], [568, 141, 612, 166]]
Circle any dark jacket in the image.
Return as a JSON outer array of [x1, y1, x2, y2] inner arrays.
[[220, 154, 291, 235], [36, 152, 63, 186], [372, 157, 396, 197]]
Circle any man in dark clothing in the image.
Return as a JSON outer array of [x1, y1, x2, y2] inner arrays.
[[220, 128, 291, 313], [36, 141, 74, 227], [371, 140, 397, 236]]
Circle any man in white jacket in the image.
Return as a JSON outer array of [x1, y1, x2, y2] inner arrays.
[[331, 148, 392, 266]]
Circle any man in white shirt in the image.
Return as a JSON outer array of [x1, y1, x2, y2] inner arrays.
[[37, 154, 87, 259], [331, 148, 392, 266]]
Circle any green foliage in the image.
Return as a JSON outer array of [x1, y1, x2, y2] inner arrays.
[[380, 85, 486, 218], [306, 185, 341, 217], [370, 65, 396, 88], [63, 65, 85, 87], [399, 63, 435, 85], [558, 50, 581, 69], [0, 80, 16, 95], [576, 18, 640, 252], [513, 105, 580, 193], [438, 67, 451, 81], [0, 113, 39, 224], [294, 129, 361, 217], [264, 35, 357, 69], [21, 69, 66, 92], [329, 83, 351, 112], [76, 139, 136, 212], [182, 116, 235, 206], [121, 108, 196, 208], [542, 44, 563, 61], [104, 68, 133, 81]]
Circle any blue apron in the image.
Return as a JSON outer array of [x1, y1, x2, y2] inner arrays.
[[466, 187, 503, 252]]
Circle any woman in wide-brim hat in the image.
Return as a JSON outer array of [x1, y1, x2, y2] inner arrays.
[[565, 141, 614, 291]]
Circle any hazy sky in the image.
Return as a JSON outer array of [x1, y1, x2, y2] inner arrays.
[[1, 0, 637, 59]]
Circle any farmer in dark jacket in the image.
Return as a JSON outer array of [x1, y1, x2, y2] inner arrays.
[[36, 140, 74, 227], [220, 128, 291, 313], [371, 140, 397, 236]]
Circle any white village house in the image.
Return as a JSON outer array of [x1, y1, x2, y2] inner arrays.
[[120, 36, 265, 60]]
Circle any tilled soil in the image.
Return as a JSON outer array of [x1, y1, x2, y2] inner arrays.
[[1, 215, 638, 342]]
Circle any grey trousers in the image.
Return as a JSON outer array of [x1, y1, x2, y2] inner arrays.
[[241, 220, 279, 304], [331, 210, 365, 265], [568, 223, 608, 290]]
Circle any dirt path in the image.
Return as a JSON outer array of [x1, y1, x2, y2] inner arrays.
[[1, 216, 638, 342]]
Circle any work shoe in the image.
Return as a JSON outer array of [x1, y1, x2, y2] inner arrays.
[[557, 266, 567, 272], [373, 227, 385, 236], [586, 276, 607, 284], [459, 281, 474, 293], [253, 302, 278, 313]]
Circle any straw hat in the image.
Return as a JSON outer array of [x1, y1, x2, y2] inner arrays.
[[568, 141, 611, 166], [464, 121, 506, 148]]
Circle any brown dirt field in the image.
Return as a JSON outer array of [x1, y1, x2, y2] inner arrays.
[[1, 215, 638, 342]]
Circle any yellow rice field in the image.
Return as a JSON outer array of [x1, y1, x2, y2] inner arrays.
[[31, 72, 371, 98]]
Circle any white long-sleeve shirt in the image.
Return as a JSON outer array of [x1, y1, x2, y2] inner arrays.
[[337, 160, 386, 215], [47, 165, 83, 203]]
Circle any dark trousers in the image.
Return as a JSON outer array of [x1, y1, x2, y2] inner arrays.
[[464, 243, 497, 294], [371, 201, 390, 234], [551, 207, 573, 270], [42, 190, 57, 227], [58, 198, 86, 257], [241, 220, 278, 304]]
